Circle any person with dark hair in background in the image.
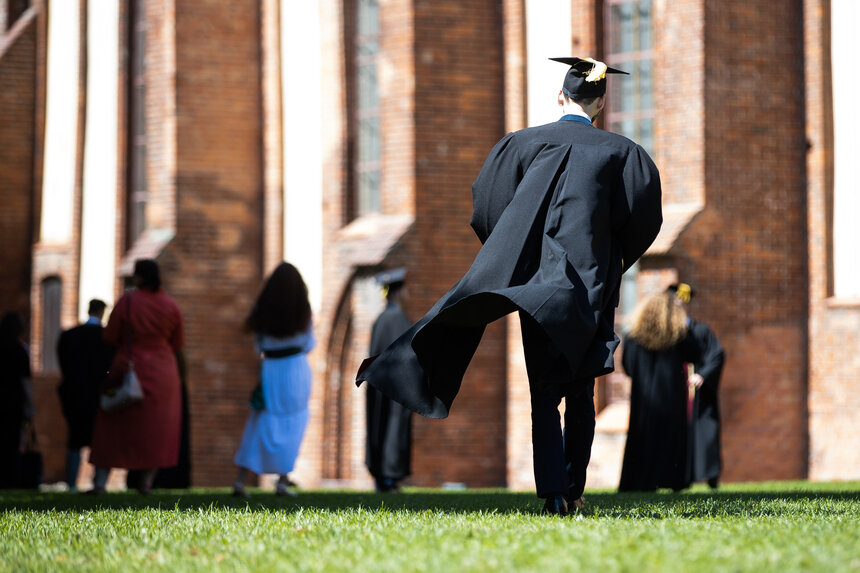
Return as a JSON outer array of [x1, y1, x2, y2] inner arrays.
[[357, 57, 662, 515], [667, 283, 726, 488], [233, 262, 315, 498], [366, 268, 412, 493], [57, 299, 114, 491], [88, 259, 185, 494], [0, 312, 34, 489]]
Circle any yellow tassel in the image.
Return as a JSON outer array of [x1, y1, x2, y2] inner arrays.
[[676, 283, 692, 303], [583, 58, 607, 83]]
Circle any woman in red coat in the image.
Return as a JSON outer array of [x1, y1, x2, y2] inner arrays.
[[88, 259, 184, 494]]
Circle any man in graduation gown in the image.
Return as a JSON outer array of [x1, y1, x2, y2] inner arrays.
[[356, 57, 663, 515], [671, 284, 726, 488], [57, 299, 113, 491], [365, 268, 413, 493]]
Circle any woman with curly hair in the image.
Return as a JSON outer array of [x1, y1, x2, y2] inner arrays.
[[233, 262, 314, 498], [618, 289, 702, 492]]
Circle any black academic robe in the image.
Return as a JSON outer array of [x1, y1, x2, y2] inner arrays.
[[688, 320, 725, 483], [619, 329, 702, 492], [0, 338, 30, 489], [57, 323, 114, 450], [366, 302, 413, 481], [356, 118, 662, 418]]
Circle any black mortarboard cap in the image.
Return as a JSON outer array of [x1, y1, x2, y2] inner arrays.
[[550, 57, 628, 99], [375, 267, 407, 287]]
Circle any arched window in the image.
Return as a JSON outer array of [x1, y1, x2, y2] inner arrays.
[[41, 276, 62, 372]]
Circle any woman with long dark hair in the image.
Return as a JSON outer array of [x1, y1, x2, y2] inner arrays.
[[88, 259, 185, 494], [233, 262, 314, 497]]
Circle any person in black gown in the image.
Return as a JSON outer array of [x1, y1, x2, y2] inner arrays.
[[668, 283, 725, 488], [357, 57, 663, 515], [619, 291, 698, 492], [0, 312, 34, 489], [366, 268, 413, 493], [57, 299, 114, 491]]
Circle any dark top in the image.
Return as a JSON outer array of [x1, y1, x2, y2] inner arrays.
[[57, 323, 113, 408], [357, 119, 662, 419], [57, 322, 114, 449]]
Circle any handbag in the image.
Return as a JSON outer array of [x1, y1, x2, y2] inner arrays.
[[19, 424, 43, 489], [101, 295, 145, 412]]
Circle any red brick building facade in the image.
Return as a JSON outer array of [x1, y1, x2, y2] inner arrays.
[[1, 0, 856, 489]]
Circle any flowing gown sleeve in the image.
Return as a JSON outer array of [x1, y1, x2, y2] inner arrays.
[[690, 321, 725, 385], [614, 144, 663, 272], [469, 132, 523, 244]]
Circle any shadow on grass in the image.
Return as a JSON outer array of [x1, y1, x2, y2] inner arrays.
[[2, 486, 859, 518]]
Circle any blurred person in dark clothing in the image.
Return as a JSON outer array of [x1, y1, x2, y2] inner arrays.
[[667, 283, 726, 488], [0, 312, 34, 488], [366, 268, 412, 493], [619, 286, 724, 492], [57, 299, 114, 491]]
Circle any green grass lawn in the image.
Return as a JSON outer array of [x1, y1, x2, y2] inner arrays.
[[1, 481, 859, 572]]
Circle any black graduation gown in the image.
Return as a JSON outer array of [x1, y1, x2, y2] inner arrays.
[[57, 323, 114, 449], [0, 339, 30, 489], [618, 331, 702, 492], [366, 302, 413, 481], [356, 118, 662, 418], [688, 320, 725, 483]]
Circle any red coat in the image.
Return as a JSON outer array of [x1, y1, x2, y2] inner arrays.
[[90, 289, 184, 470]]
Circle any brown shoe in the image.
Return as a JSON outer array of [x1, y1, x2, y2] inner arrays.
[[570, 496, 585, 512]]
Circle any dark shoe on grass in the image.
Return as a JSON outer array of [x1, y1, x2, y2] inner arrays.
[[542, 494, 569, 516], [232, 483, 251, 499]]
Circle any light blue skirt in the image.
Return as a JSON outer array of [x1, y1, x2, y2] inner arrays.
[[234, 353, 312, 475]]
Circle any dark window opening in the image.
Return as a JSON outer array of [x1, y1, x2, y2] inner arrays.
[[352, 0, 381, 218], [40, 277, 62, 372], [127, 0, 147, 245]]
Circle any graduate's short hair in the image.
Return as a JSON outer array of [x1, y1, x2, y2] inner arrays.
[[88, 299, 107, 316], [563, 93, 599, 107]]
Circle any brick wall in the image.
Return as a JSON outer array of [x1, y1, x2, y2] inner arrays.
[[408, 0, 508, 487], [0, 9, 37, 322], [670, 0, 808, 481], [161, 0, 264, 486]]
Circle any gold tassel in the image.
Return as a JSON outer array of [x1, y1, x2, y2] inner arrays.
[[583, 58, 607, 83]]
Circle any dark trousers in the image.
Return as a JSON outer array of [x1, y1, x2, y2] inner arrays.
[[521, 312, 596, 500]]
